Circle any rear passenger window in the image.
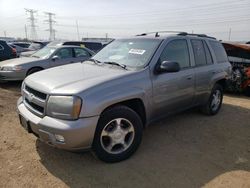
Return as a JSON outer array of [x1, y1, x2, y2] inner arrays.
[[191, 40, 206, 66], [74, 48, 90, 58], [159, 39, 190, 69], [209, 41, 228, 63], [203, 41, 213, 64]]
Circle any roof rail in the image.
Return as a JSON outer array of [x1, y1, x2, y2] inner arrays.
[[136, 31, 216, 39], [178, 33, 216, 39], [136, 31, 188, 37]]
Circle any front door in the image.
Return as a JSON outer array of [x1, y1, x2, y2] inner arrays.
[[52, 47, 74, 67], [152, 39, 195, 118]]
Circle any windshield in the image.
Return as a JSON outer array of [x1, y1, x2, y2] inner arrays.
[[92, 39, 161, 68], [31, 47, 56, 59]]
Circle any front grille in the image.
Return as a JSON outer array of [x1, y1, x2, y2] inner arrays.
[[23, 84, 47, 116], [0, 75, 7, 79], [25, 85, 47, 100], [24, 98, 44, 113]]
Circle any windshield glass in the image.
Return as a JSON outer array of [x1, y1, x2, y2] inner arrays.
[[92, 39, 161, 68], [31, 47, 56, 59]]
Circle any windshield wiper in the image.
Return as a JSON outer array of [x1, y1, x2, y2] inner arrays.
[[31, 55, 40, 58], [104, 61, 127, 70], [87, 58, 102, 65]]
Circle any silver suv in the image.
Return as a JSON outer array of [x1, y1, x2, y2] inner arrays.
[[17, 32, 231, 162]]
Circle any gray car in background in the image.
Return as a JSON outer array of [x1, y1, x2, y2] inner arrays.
[[17, 32, 231, 163], [0, 45, 95, 80], [20, 41, 50, 57]]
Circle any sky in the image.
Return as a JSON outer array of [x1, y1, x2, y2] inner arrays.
[[0, 0, 249, 41]]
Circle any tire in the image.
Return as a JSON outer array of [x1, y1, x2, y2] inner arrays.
[[93, 105, 143, 163], [201, 84, 223, 115], [26, 67, 42, 76], [245, 86, 250, 96]]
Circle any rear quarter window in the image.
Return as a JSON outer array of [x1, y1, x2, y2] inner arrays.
[[209, 41, 228, 63]]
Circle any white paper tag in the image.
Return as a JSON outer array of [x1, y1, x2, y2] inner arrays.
[[128, 49, 146, 55]]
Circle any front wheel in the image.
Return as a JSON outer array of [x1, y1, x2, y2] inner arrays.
[[201, 84, 223, 115], [93, 105, 143, 163]]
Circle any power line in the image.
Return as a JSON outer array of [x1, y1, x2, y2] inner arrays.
[[55, 0, 249, 20], [44, 12, 56, 40], [25, 8, 38, 40]]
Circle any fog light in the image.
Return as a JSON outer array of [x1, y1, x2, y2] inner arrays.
[[55, 134, 65, 143]]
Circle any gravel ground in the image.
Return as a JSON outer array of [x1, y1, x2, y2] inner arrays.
[[0, 81, 249, 188]]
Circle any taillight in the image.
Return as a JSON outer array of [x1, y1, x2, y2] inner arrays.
[[11, 47, 17, 55]]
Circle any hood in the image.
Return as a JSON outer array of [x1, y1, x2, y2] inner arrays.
[[0, 57, 40, 66], [20, 50, 36, 57], [25, 62, 131, 94]]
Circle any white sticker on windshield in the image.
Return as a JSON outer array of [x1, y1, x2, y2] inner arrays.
[[129, 49, 146, 55]]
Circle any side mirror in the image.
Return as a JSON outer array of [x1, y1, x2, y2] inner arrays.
[[51, 55, 59, 61], [156, 61, 180, 73]]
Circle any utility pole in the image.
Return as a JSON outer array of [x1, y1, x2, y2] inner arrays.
[[76, 20, 80, 41], [3, 31, 6, 38], [228, 28, 232, 41], [44, 12, 56, 41], [105, 33, 108, 41], [25, 8, 38, 40], [24, 25, 28, 40]]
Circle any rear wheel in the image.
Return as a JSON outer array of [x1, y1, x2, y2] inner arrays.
[[26, 67, 42, 76], [93, 105, 143, 163], [245, 86, 250, 96], [201, 84, 223, 115]]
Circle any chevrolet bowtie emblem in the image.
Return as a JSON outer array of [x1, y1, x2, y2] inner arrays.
[[27, 93, 34, 102]]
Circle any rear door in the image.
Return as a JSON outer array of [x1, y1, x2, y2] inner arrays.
[[73, 47, 91, 62], [191, 39, 215, 104], [152, 39, 195, 118]]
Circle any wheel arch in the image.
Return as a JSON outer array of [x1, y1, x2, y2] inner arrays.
[[100, 98, 147, 127], [26, 66, 44, 76], [215, 78, 227, 90]]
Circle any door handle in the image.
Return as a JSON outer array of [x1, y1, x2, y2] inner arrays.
[[186, 76, 192, 80], [70, 61, 74, 63]]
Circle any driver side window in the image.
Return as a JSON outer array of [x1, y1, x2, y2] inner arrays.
[[55, 48, 73, 59], [159, 39, 190, 69]]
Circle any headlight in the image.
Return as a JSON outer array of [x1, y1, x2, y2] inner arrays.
[[46, 96, 82, 120], [1, 65, 23, 71]]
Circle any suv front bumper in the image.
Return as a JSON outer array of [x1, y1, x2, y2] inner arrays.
[[17, 97, 99, 151]]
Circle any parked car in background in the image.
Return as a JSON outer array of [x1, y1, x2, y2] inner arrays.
[[223, 42, 250, 95], [0, 45, 94, 81], [0, 40, 17, 61], [20, 41, 50, 57], [82, 40, 114, 52], [48, 40, 112, 53], [11, 42, 31, 48], [8, 43, 31, 57], [17, 32, 231, 162]]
